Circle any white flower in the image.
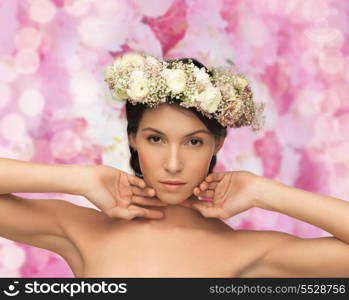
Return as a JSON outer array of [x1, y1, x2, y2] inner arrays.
[[162, 68, 187, 94], [119, 53, 145, 69], [104, 66, 114, 81], [127, 70, 149, 101], [197, 87, 222, 113], [235, 76, 249, 90], [193, 67, 211, 86], [127, 82, 149, 101], [129, 69, 146, 82], [112, 57, 123, 72], [145, 56, 161, 67], [226, 86, 239, 101], [184, 89, 199, 103], [113, 86, 128, 100]]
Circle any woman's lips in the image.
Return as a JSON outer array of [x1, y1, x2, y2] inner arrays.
[[160, 182, 186, 191]]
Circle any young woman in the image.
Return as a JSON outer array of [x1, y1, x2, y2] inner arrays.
[[1, 53, 349, 278]]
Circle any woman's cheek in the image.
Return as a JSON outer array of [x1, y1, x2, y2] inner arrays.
[[189, 152, 212, 184], [137, 150, 156, 186]]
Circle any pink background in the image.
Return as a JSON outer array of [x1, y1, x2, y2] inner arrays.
[[0, 0, 348, 277]]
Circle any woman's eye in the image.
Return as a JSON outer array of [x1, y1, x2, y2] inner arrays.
[[188, 138, 203, 146], [147, 136, 162, 143], [147, 136, 203, 146]]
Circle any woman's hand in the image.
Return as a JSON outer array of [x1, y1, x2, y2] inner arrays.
[[80, 165, 167, 220], [181, 171, 261, 219]]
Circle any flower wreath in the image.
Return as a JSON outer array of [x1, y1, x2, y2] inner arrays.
[[104, 52, 265, 131]]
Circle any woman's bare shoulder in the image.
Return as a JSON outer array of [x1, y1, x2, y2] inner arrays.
[[228, 228, 296, 246], [224, 229, 297, 277], [225, 229, 298, 259], [58, 200, 106, 224], [55, 200, 116, 244]]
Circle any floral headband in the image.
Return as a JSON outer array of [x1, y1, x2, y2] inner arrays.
[[103, 52, 265, 131]]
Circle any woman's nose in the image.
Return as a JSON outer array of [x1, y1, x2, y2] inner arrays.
[[164, 146, 183, 173]]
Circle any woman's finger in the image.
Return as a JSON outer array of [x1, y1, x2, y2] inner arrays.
[[105, 206, 144, 220], [115, 196, 130, 209], [132, 195, 168, 207], [199, 181, 217, 191], [128, 204, 165, 219], [205, 172, 225, 183], [179, 198, 228, 219], [140, 208, 165, 219], [105, 205, 164, 220], [128, 174, 146, 188], [199, 190, 215, 199], [131, 185, 156, 197], [194, 187, 214, 199], [192, 203, 227, 218]]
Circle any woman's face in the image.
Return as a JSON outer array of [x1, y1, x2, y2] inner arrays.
[[128, 103, 224, 205]]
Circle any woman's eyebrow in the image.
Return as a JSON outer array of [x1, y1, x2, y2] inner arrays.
[[141, 127, 211, 137]]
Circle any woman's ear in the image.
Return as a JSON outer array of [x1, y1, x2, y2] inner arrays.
[[214, 136, 225, 155], [128, 133, 137, 151]]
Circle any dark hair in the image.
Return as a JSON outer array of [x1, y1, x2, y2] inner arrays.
[[126, 58, 227, 178]]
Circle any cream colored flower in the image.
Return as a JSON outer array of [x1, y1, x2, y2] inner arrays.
[[104, 66, 114, 81], [184, 89, 199, 103], [127, 70, 149, 101], [235, 76, 249, 90], [127, 80, 149, 101], [145, 56, 161, 67], [119, 53, 145, 68], [198, 87, 222, 113], [193, 67, 211, 86], [228, 87, 239, 100], [112, 57, 123, 72], [162, 68, 187, 94], [113, 86, 128, 100]]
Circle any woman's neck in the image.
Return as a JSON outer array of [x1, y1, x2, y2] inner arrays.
[[134, 197, 228, 231]]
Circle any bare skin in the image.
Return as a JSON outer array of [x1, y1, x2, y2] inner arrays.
[[54, 167, 349, 278], [0, 158, 269, 278], [56, 202, 269, 278], [53, 164, 267, 277], [2, 102, 349, 277], [2, 161, 349, 277]]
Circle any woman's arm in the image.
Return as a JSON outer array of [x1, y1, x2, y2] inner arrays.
[[0, 158, 91, 259], [0, 157, 86, 195], [254, 177, 349, 244], [190, 170, 349, 242], [242, 177, 349, 277], [0, 157, 167, 219], [189, 171, 349, 276]]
